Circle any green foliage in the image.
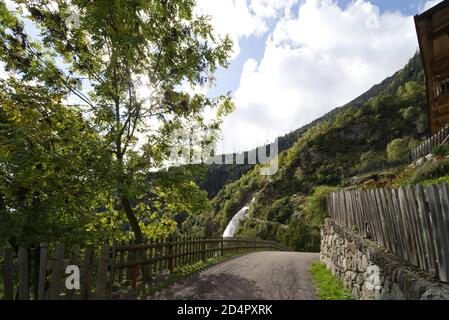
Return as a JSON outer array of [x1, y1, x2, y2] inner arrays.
[[411, 159, 449, 185], [278, 186, 336, 252], [0, 81, 114, 247], [0, 0, 432, 251], [309, 262, 355, 300], [266, 197, 292, 224], [386, 138, 409, 162], [0, 0, 233, 245], [432, 144, 449, 157], [360, 150, 377, 168], [416, 114, 429, 133], [300, 186, 338, 226], [280, 220, 318, 252], [387, 166, 418, 189], [206, 54, 428, 246], [416, 175, 449, 186], [201, 56, 428, 199]]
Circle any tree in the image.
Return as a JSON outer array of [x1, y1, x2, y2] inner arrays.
[[0, 80, 113, 247], [2, 0, 234, 243], [280, 219, 317, 252], [386, 138, 409, 162], [0, 3, 116, 247]]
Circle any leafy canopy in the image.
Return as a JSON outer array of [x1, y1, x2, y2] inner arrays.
[[0, 0, 234, 245]]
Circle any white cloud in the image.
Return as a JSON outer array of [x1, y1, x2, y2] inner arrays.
[[194, 0, 297, 59], [0, 64, 7, 80], [195, 0, 267, 58], [220, 0, 419, 153], [421, 0, 444, 12], [249, 0, 297, 19]]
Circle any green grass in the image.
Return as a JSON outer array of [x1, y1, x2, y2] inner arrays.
[[309, 262, 355, 300]]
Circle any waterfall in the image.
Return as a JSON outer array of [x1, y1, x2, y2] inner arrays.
[[222, 198, 255, 238]]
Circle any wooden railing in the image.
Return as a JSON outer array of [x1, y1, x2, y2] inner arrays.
[[409, 124, 449, 163], [327, 183, 449, 283], [0, 238, 288, 300]]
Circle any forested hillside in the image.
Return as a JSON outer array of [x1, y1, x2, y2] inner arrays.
[[191, 54, 429, 250], [201, 53, 426, 198]]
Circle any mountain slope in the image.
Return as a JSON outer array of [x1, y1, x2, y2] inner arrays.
[[201, 53, 426, 198], [194, 53, 429, 249]]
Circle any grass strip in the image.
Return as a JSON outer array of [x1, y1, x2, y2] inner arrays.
[[309, 261, 355, 300]]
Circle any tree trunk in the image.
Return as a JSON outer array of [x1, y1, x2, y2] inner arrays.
[[120, 195, 144, 243]]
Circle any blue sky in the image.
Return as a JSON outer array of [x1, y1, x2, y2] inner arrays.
[[210, 0, 436, 98], [209, 0, 432, 97], [1, 0, 443, 154], [197, 0, 443, 153]]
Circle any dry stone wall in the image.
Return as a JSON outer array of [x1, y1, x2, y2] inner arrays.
[[321, 219, 449, 300]]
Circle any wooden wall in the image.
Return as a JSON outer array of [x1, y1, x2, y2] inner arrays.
[[416, 0, 449, 134]]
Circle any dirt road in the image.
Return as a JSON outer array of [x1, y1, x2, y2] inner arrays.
[[150, 251, 320, 300]]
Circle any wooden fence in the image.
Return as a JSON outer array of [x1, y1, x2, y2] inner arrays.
[[409, 124, 449, 163], [0, 238, 288, 300], [327, 183, 449, 283]]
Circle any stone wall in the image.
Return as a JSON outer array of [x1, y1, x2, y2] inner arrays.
[[320, 219, 449, 300]]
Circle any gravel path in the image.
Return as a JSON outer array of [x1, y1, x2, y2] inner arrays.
[[150, 251, 320, 300]]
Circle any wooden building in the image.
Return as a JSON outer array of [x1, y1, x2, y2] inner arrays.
[[415, 0, 449, 135]]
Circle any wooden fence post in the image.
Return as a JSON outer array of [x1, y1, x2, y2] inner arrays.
[[49, 244, 64, 300], [117, 240, 125, 284], [37, 243, 48, 300], [80, 246, 94, 300], [201, 239, 206, 261], [108, 240, 117, 299], [426, 184, 449, 282], [168, 236, 174, 273], [3, 248, 14, 300], [95, 243, 110, 300], [18, 247, 28, 300], [415, 184, 437, 277], [193, 237, 197, 262], [32, 246, 40, 300], [191, 237, 195, 264]]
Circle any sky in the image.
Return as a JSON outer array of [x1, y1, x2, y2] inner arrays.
[[196, 0, 445, 154], [1, 0, 445, 155]]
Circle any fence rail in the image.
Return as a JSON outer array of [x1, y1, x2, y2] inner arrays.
[[0, 238, 288, 300], [409, 124, 449, 163], [327, 183, 449, 282]]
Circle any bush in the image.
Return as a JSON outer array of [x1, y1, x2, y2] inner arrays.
[[266, 197, 292, 224], [432, 144, 449, 157], [386, 138, 409, 162], [301, 185, 338, 226], [411, 158, 449, 184], [280, 220, 319, 252]]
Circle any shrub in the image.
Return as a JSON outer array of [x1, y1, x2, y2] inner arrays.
[[301, 185, 338, 226], [386, 138, 409, 162], [280, 220, 319, 252], [266, 197, 292, 224], [432, 144, 449, 157], [411, 158, 449, 184]]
